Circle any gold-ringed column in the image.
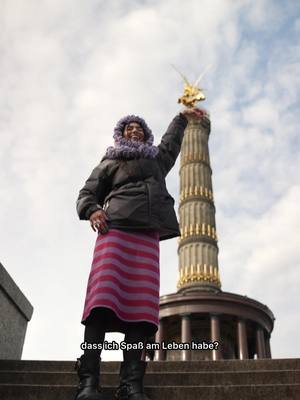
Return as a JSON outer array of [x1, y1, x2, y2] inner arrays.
[[177, 113, 221, 293]]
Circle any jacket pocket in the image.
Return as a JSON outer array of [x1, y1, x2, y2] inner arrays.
[[105, 189, 149, 224]]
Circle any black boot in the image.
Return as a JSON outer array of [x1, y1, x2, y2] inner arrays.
[[115, 360, 151, 400], [74, 354, 104, 400]]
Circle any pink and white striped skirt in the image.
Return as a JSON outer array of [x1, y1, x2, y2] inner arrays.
[[81, 229, 160, 336]]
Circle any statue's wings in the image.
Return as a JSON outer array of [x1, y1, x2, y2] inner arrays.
[[171, 64, 190, 86], [193, 64, 213, 87]]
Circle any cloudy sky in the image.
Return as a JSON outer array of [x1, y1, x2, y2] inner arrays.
[[1, 0, 300, 361]]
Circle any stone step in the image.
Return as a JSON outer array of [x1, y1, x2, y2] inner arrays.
[[1, 383, 300, 400], [1, 359, 299, 400], [1, 358, 300, 372], [1, 369, 299, 386]]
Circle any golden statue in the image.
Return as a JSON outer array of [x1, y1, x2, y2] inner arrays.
[[172, 65, 210, 108]]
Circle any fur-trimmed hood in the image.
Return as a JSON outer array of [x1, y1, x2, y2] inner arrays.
[[104, 115, 159, 160]]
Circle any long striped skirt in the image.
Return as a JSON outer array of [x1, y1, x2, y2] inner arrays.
[[81, 228, 160, 336]]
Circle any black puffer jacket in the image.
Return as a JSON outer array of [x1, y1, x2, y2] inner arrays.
[[76, 114, 188, 241]]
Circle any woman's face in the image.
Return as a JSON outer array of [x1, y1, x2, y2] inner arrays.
[[123, 122, 145, 142]]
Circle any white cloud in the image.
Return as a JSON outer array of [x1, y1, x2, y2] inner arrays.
[[224, 185, 300, 358], [244, 0, 284, 31], [294, 18, 300, 31]]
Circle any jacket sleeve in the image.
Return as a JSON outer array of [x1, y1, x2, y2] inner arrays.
[[156, 113, 188, 177], [76, 160, 112, 220]]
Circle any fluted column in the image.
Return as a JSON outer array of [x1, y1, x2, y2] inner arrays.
[[210, 314, 222, 360], [181, 313, 192, 361], [256, 326, 266, 358], [154, 318, 166, 361], [237, 319, 249, 359], [265, 334, 272, 358], [177, 112, 221, 293]]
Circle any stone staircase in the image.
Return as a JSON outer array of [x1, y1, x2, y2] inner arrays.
[[0, 358, 299, 400]]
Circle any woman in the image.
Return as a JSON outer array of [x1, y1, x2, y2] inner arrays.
[[75, 108, 200, 400]]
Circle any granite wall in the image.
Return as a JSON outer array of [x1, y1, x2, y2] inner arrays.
[[0, 262, 33, 359]]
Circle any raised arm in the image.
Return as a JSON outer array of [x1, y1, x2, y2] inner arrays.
[[156, 113, 188, 177]]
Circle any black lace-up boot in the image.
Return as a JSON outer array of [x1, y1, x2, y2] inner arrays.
[[115, 360, 151, 400]]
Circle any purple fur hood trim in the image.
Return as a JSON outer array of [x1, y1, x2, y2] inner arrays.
[[105, 115, 159, 160]]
